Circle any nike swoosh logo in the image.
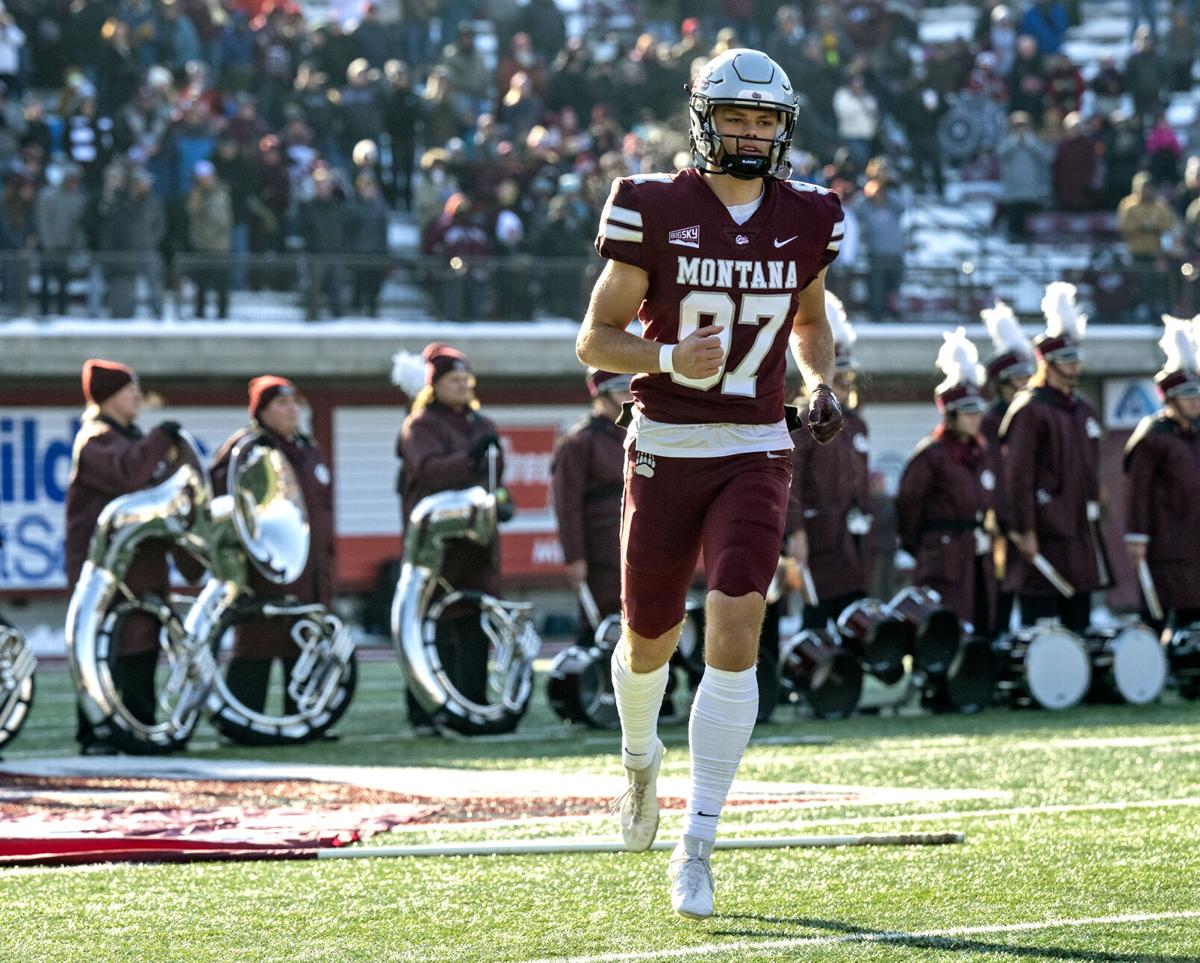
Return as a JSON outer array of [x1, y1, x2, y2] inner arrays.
[[774, 235, 798, 248]]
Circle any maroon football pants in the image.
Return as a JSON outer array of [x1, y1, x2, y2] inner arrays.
[[620, 444, 792, 639]]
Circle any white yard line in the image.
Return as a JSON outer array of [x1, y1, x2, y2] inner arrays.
[[516, 910, 1200, 963]]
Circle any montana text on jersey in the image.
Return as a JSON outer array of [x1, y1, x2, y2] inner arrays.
[[594, 169, 844, 426]]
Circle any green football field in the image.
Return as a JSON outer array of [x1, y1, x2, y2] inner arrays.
[[2, 657, 1199, 962]]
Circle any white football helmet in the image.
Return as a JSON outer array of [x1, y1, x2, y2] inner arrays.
[[689, 49, 798, 180]]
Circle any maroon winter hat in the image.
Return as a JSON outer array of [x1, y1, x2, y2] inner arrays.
[[586, 368, 633, 397], [248, 375, 298, 420], [423, 342, 472, 385], [82, 359, 136, 405]]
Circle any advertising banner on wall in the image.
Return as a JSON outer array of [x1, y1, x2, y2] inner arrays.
[[1, 403, 582, 593]]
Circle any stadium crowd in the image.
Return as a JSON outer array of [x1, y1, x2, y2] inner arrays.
[[0, 0, 1197, 320]]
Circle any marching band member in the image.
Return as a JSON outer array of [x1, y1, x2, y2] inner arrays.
[[895, 329, 997, 633], [981, 300, 1037, 634], [395, 342, 506, 735], [65, 359, 184, 753], [551, 368, 633, 635], [1000, 282, 1112, 633], [1123, 316, 1200, 631], [209, 376, 335, 718], [786, 291, 872, 628]]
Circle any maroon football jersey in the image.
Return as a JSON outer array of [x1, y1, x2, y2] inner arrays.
[[595, 167, 844, 425]]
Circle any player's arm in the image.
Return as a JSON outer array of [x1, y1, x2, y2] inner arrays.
[[788, 268, 835, 390], [576, 259, 724, 380], [789, 268, 842, 443]]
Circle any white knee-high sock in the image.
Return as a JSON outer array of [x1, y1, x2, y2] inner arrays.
[[611, 645, 669, 771], [683, 665, 758, 843]]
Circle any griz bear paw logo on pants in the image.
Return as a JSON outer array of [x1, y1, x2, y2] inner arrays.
[[634, 451, 656, 478]]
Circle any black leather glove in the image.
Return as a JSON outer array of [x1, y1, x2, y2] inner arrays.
[[156, 420, 183, 442], [807, 384, 844, 445], [468, 433, 501, 467], [495, 486, 516, 523]]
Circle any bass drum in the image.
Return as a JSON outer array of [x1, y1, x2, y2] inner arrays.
[[994, 625, 1091, 710], [546, 644, 619, 730], [921, 637, 996, 714], [0, 619, 36, 751], [206, 601, 357, 746], [1084, 624, 1167, 706], [780, 629, 862, 720], [1167, 623, 1200, 700]]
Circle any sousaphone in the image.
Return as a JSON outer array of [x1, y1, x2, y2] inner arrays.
[[0, 617, 36, 751]]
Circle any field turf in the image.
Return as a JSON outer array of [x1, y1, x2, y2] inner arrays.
[[2, 656, 1198, 962]]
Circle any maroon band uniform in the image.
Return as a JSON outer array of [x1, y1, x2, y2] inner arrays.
[[999, 385, 1111, 598], [786, 406, 871, 615], [896, 425, 998, 630], [596, 168, 843, 637], [1123, 412, 1200, 615], [551, 413, 626, 620]]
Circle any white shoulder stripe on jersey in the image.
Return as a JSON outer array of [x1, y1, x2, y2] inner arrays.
[[604, 204, 643, 228], [603, 223, 643, 243], [827, 239, 842, 251], [830, 223, 846, 238]]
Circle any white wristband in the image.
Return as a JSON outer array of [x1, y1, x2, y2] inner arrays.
[[658, 342, 676, 374]]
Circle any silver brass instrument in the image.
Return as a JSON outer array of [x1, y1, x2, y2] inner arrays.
[[199, 434, 357, 746], [0, 618, 36, 751], [66, 429, 355, 752], [391, 486, 540, 735], [65, 433, 214, 752]]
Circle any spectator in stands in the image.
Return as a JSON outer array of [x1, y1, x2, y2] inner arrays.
[[421, 66, 465, 149], [824, 179, 860, 304], [980, 4, 1018, 74], [894, 75, 948, 197], [496, 32, 546, 103], [1129, 0, 1159, 42], [34, 163, 88, 316], [529, 192, 594, 318], [1163, 7, 1197, 93], [1146, 112, 1184, 185], [1117, 171, 1181, 320], [346, 173, 389, 317], [856, 178, 905, 321], [998, 110, 1052, 241], [1090, 55, 1125, 117], [1019, 0, 1069, 56], [1044, 53, 1083, 116], [0, 81, 25, 174], [0, 7, 25, 97], [764, 7, 806, 82], [1099, 110, 1147, 209], [1185, 188, 1200, 258], [158, 0, 202, 75], [64, 85, 112, 189], [1178, 156, 1200, 220], [352, 4, 393, 69], [421, 192, 488, 321], [337, 58, 384, 163], [246, 134, 290, 290], [1052, 112, 1101, 211], [439, 22, 491, 126], [832, 73, 880, 167], [99, 167, 165, 317], [414, 148, 460, 233], [383, 60, 419, 212], [512, 0, 565, 62], [186, 158, 232, 319], [299, 166, 347, 319], [1125, 27, 1169, 124], [1007, 35, 1047, 125]]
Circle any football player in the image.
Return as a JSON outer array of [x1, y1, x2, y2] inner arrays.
[[575, 48, 845, 919]]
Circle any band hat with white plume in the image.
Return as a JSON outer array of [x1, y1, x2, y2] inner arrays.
[[934, 326, 988, 413], [981, 299, 1036, 383], [824, 290, 859, 372], [1035, 281, 1087, 362], [1154, 314, 1200, 399], [391, 349, 428, 398]]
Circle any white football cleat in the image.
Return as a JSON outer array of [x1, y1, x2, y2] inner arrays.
[[669, 836, 715, 919], [616, 739, 664, 852]]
